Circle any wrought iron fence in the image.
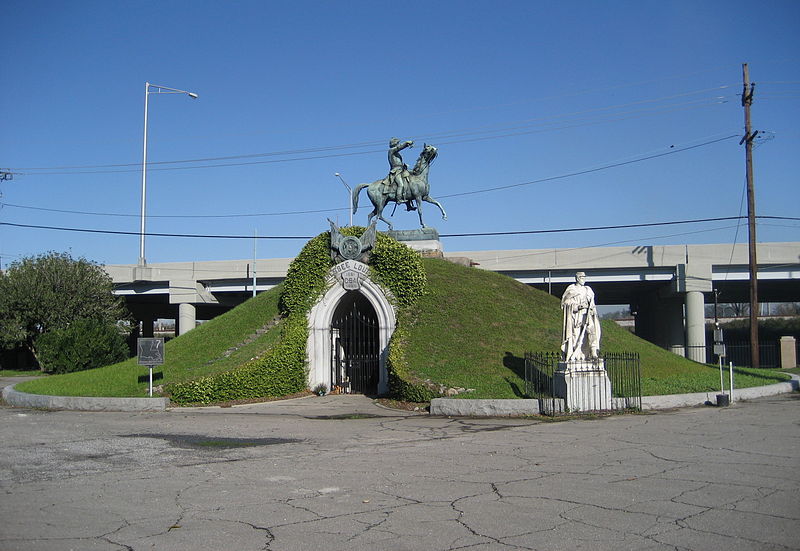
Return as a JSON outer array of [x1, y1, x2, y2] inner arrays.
[[524, 351, 641, 416], [524, 351, 561, 415]]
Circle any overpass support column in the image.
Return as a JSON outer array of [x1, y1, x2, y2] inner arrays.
[[674, 263, 712, 363], [685, 291, 706, 362], [169, 279, 218, 336], [178, 303, 196, 336], [139, 315, 155, 338]]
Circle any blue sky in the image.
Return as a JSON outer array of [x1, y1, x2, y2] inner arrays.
[[2, 1, 799, 267]]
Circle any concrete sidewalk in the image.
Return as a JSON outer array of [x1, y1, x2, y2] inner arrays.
[[1, 393, 798, 550], [4, 373, 799, 415], [178, 393, 424, 418]]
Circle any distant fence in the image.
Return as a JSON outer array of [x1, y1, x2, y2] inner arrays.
[[523, 352, 641, 416], [688, 341, 779, 368]]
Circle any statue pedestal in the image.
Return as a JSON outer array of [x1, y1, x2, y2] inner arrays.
[[554, 360, 611, 412], [386, 228, 442, 256]]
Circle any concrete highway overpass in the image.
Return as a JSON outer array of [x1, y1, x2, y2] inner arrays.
[[105, 241, 800, 361]]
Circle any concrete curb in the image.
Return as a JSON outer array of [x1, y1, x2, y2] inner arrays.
[[4, 375, 797, 415], [2, 384, 169, 412], [430, 399, 543, 417], [641, 375, 799, 409], [430, 374, 800, 417]]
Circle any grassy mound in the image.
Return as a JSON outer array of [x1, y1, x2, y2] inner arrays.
[[400, 258, 789, 398], [16, 285, 284, 397], [15, 257, 790, 401]]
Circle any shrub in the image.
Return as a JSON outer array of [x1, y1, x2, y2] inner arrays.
[[35, 318, 129, 374], [0, 251, 128, 369], [279, 233, 332, 316]]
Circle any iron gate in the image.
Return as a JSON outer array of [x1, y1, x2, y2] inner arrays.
[[331, 299, 379, 394]]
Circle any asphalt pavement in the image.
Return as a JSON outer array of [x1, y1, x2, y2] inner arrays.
[[1, 392, 798, 550]]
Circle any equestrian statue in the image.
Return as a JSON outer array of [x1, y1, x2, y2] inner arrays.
[[351, 138, 447, 230]]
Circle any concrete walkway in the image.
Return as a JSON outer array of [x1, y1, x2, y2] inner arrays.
[[1, 392, 798, 550], [178, 393, 424, 418], [3, 374, 799, 415], [0, 376, 39, 388]]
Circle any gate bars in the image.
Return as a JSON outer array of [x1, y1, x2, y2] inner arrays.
[[331, 303, 379, 394], [524, 351, 642, 415]]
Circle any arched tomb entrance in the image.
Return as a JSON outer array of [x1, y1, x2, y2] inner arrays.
[[331, 291, 379, 394], [307, 260, 396, 395]]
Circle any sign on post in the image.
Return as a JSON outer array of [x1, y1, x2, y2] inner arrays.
[[137, 338, 164, 366], [137, 338, 164, 397]]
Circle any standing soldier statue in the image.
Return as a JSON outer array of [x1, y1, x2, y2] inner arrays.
[[561, 271, 602, 362]]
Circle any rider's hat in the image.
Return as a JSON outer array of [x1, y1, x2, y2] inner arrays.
[[389, 137, 400, 146]]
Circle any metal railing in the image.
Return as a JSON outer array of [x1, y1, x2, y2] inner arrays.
[[524, 351, 641, 416]]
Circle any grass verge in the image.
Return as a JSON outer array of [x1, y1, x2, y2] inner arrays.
[[16, 285, 284, 398], [0, 370, 42, 377]]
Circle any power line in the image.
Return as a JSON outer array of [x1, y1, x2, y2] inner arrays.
[[0, 202, 346, 219], [402, 89, 733, 143], [2, 215, 795, 241], [440, 216, 748, 237], [0, 221, 312, 240], [440, 134, 739, 199], [0, 133, 740, 219], [9, 90, 731, 175]]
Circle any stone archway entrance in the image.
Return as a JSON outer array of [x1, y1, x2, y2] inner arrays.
[[330, 292, 379, 394], [307, 264, 396, 395]]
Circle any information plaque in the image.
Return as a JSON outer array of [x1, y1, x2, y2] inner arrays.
[[137, 338, 165, 366]]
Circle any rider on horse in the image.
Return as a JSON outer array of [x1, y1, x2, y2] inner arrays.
[[388, 138, 416, 211]]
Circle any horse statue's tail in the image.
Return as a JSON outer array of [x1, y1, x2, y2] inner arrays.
[[352, 182, 370, 213]]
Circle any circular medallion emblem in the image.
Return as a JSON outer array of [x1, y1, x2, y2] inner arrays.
[[340, 236, 362, 260]]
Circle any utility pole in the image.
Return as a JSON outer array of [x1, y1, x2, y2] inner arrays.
[[252, 229, 258, 298], [741, 62, 759, 369]]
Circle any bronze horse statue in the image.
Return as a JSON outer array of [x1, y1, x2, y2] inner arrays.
[[351, 144, 447, 230]]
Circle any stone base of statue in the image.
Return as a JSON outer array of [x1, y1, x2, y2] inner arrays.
[[554, 360, 611, 412], [386, 228, 442, 257]]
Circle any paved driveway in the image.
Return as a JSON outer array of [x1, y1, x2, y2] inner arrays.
[[1, 394, 798, 550]]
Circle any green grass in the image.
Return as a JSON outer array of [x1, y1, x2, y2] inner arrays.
[[642, 364, 790, 395], [12, 258, 792, 400], [400, 258, 790, 398], [0, 369, 42, 377], [16, 285, 284, 398]]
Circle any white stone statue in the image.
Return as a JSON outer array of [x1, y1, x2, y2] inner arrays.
[[561, 271, 601, 362]]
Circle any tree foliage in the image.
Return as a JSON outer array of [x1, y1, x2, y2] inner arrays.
[[0, 252, 129, 367], [35, 318, 129, 374]]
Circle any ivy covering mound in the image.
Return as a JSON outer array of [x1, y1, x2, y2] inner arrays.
[[168, 227, 426, 404], [167, 314, 308, 404]]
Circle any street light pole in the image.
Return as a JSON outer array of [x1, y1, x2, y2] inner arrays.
[[139, 82, 150, 266], [139, 82, 198, 266], [334, 172, 352, 227]]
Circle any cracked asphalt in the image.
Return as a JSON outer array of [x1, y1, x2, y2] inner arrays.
[[1, 393, 798, 550]]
